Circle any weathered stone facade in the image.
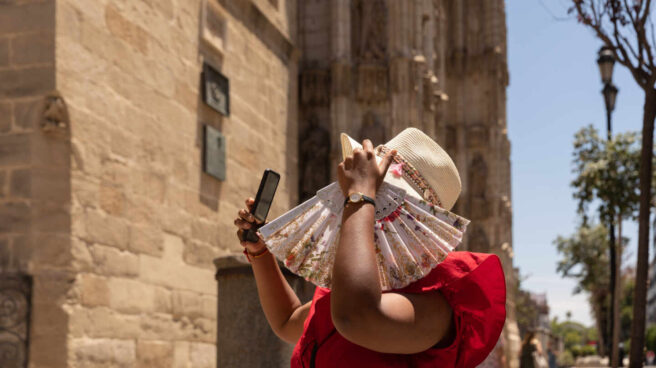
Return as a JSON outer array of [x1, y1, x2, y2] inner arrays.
[[0, 0, 516, 367]]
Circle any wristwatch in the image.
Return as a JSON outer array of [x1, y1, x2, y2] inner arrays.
[[344, 192, 376, 207]]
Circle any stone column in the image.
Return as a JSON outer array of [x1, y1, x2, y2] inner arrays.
[[329, 0, 351, 179], [214, 255, 315, 368]]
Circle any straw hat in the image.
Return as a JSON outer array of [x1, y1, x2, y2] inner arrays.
[[340, 127, 461, 211]]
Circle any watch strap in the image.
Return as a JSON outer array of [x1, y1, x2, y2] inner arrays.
[[343, 192, 376, 206]]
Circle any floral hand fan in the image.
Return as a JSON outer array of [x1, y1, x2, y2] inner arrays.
[[258, 181, 470, 291]]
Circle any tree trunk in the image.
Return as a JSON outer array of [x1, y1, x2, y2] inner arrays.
[[609, 221, 617, 364], [612, 216, 622, 367], [629, 88, 656, 368], [596, 291, 608, 358]]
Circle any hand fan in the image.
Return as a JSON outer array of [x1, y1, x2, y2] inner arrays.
[[258, 180, 470, 291]]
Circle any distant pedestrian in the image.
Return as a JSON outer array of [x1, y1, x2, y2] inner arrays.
[[520, 332, 547, 368], [547, 345, 557, 368]]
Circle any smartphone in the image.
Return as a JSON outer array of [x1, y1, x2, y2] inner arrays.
[[243, 169, 280, 243]]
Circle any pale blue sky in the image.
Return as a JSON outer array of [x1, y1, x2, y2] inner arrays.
[[507, 0, 646, 326]]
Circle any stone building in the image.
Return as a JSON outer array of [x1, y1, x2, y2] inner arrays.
[[0, 0, 517, 367]]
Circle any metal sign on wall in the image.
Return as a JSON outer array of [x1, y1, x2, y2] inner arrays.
[[202, 62, 230, 116], [203, 124, 226, 181]]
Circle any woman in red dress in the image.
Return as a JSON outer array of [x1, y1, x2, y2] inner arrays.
[[234, 131, 506, 367]]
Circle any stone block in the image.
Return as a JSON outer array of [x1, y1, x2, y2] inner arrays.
[[72, 175, 99, 209], [13, 97, 41, 131], [171, 290, 206, 320], [137, 340, 174, 368], [129, 224, 164, 257], [0, 171, 5, 198], [107, 278, 155, 314], [0, 201, 29, 233], [105, 3, 150, 54], [173, 341, 190, 368], [84, 210, 130, 250], [183, 240, 221, 270], [139, 234, 216, 294], [0, 102, 10, 133], [0, 237, 9, 270], [0, 134, 30, 166], [99, 183, 125, 216], [79, 273, 110, 307], [31, 166, 69, 201], [89, 244, 139, 277], [72, 337, 136, 367], [10, 168, 31, 198], [190, 343, 216, 368], [68, 305, 141, 339], [71, 236, 94, 271], [10, 31, 54, 65], [0, 37, 8, 67], [32, 201, 69, 232], [0, 66, 54, 98], [31, 233, 71, 269], [0, 1, 55, 34]]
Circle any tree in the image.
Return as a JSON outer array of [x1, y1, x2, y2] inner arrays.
[[554, 223, 611, 356], [569, 2, 656, 366], [571, 125, 641, 363]]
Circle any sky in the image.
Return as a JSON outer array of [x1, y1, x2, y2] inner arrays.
[[507, 0, 647, 326]]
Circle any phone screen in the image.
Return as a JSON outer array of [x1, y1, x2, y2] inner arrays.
[[253, 172, 280, 222]]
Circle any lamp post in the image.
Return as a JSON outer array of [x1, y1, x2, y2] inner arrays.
[[597, 46, 618, 139], [598, 45, 620, 368]]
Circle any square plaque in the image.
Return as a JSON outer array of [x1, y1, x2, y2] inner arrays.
[[202, 62, 230, 116], [203, 125, 226, 181]]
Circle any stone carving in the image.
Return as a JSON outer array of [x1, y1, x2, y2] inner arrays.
[[352, 0, 387, 62], [468, 224, 490, 253], [422, 71, 439, 111], [300, 69, 330, 106], [0, 275, 30, 368], [41, 91, 69, 131], [356, 64, 388, 103], [358, 111, 386, 146], [467, 125, 488, 149], [299, 115, 330, 201], [469, 154, 489, 219]]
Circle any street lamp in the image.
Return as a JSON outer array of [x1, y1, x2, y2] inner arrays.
[[597, 46, 616, 85], [597, 46, 618, 139]]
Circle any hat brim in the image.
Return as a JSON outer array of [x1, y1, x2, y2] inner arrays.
[[340, 133, 423, 202]]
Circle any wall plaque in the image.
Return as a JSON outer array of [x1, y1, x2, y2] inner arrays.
[[202, 63, 230, 116], [203, 125, 226, 181]]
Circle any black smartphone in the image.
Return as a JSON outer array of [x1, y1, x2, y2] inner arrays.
[[243, 169, 280, 243]]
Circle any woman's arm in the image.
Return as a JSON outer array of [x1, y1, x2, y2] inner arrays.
[[235, 198, 311, 344], [330, 140, 454, 354]]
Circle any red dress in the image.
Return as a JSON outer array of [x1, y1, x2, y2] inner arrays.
[[290, 252, 507, 368]]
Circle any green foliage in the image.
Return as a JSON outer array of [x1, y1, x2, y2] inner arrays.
[[646, 326, 656, 352], [559, 350, 575, 367], [571, 125, 640, 224], [554, 224, 609, 294]]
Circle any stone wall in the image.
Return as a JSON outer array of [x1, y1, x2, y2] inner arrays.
[[0, 1, 74, 367], [4, 0, 299, 366]]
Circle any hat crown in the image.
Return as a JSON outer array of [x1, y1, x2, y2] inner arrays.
[[341, 128, 461, 211], [385, 128, 461, 210]]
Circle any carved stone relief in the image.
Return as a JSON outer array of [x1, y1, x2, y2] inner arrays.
[[356, 64, 388, 103], [41, 91, 69, 132], [300, 69, 330, 106], [0, 275, 30, 368], [358, 111, 386, 146], [351, 0, 387, 62], [466, 125, 488, 149], [468, 154, 489, 219], [299, 114, 330, 202]]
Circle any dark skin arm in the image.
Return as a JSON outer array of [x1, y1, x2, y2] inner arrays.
[[330, 139, 454, 354], [234, 200, 311, 344]]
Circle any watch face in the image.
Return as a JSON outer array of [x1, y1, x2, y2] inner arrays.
[[349, 193, 362, 202]]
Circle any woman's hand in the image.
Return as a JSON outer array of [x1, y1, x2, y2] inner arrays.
[[234, 198, 267, 254], [337, 139, 396, 198]]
